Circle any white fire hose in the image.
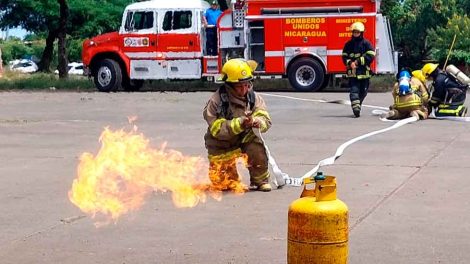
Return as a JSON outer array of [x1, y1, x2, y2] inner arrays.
[[257, 93, 470, 188]]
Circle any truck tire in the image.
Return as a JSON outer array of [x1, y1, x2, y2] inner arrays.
[[288, 58, 325, 92], [123, 79, 144, 92], [94, 59, 122, 92]]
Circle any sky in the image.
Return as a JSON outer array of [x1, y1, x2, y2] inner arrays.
[[1, 27, 28, 40]]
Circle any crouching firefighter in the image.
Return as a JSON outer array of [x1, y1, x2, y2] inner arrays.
[[386, 69, 430, 120], [421, 63, 468, 117], [203, 59, 273, 192]]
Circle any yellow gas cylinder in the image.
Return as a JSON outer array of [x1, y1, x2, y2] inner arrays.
[[287, 172, 349, 264]]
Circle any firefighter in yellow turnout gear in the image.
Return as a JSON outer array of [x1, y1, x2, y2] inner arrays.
[[386, 69, 430, 120], [203, 59, 273, 192]]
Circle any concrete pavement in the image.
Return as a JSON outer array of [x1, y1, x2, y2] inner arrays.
[[0, 91, 469, 264]]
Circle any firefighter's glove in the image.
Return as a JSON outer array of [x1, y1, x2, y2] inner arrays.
[[251, 117, 262, 128], [350, 61, 358, 69], [240, 116, 254, 129]]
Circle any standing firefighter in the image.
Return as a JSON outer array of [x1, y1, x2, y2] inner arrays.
[[342, 21, 376, 117], [421, 63, 468, 117], [203, 1, 222, 55], [385, 69, 430, 120], [203, 59, 273, 192]]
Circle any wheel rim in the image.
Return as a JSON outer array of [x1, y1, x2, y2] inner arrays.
[[97, 66, 112, 87], [295, 65, 316, 87]]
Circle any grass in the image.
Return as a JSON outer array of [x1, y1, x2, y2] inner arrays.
[[0, 69, 395, 92], [0, 70, 94, 91], [369, 74, 396, 92]]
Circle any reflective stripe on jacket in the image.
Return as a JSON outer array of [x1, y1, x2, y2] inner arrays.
[[203, 85, 272, 154], [342, 37, 376, 79], [392, 77, 429, 111]]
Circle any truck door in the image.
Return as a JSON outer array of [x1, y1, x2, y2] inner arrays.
[[158, 9, 202, 57], [121, 10, 158, 57], [157, 9, 202, 78]]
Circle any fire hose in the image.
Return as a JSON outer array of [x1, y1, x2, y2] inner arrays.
[[256, 93, 470, 188]]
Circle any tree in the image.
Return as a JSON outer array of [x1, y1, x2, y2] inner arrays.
[[0, 1, 59, 71], [382, 0, 460, 68], [0, 0, 130, 72], [57, 0, 69, 79], [428, 15, 470, 68], [67, 0, 130, 38]]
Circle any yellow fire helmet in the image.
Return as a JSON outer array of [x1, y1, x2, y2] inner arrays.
[[421, 63, 439, 78], [412, 70, 426, 83], [351, 21, 365, 32], [220, 59, 258, 83]]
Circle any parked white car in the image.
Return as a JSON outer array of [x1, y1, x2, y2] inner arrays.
[[55, 62, 84, 75], [9, 59, 38, 73]]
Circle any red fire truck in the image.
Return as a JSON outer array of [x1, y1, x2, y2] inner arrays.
[[82, 0, 397, 92]]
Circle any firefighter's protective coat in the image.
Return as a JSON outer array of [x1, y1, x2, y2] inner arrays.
[[388, 77, 429, 119], [203, 85, 272, 188], [429, 71, 468, 117]]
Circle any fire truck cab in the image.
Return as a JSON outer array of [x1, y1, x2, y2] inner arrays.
[[82, 0, 397, 92]]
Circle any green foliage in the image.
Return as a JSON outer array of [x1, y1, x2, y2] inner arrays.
[[67, 38, 84, 62], [0, 39, 36, 63], [382, 0, 461, 68], [428, 15, 470, 65], [457, 0, 470, 13], [68, 0, 130, 38]]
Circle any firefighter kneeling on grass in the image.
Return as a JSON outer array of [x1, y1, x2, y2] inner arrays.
[[385, 68, 430, 120], [203, 59, 273, 192]]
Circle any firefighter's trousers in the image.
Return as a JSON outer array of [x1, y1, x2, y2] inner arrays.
[[205, 27, 218, 56], [435, 104, 468, 117], [387, 106, 428, 120], [349, 78, 370, 112], [208, 142, 269, 189]]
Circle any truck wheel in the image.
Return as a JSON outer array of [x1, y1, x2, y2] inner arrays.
[[123, 79, 144, 92], [94, 59, 122, 92], [288, 58, 325, 92]]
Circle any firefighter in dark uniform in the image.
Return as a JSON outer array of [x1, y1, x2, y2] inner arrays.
[[421, 63, 468, 117], [342, 21, 376, 117], [203, 59, 272, 192]]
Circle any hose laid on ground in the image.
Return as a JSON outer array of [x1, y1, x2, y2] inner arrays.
[[254, 129, 288, 188], [258, 93, 469, 187], [372, 109, 470, 122]]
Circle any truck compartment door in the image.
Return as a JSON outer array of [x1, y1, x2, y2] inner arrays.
[[130, 59, 201, 79], [375, 14, 398, 74]]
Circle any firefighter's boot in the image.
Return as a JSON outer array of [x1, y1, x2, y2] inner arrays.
[[461, 106, 468, 117], [243, 142, 271, 192], [249, 182, 272, 192], [258, 183, 272, 192], [352, 106, 361, 117]]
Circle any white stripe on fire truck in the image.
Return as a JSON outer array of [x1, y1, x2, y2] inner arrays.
[[326, 50, 343, 56], [265, 51, 285, 57], [265, 50, 343, 57], [125, 52, 202, 59]]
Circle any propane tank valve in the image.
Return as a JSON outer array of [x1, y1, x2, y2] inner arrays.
[[314, 171, 326, 181]]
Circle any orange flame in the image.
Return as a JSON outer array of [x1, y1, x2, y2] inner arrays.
[[68, 125, 247, 224]]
